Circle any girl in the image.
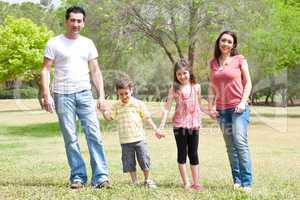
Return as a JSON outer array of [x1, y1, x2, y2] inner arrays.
[[159, 58, 206, 191], [208, 31, 253, 193]]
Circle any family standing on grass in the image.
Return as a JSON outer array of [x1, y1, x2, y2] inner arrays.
[[40, 6, 253, 193]]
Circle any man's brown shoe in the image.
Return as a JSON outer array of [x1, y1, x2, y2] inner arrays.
[[70, 181, 83, 189], [94, 180, 112, 189]]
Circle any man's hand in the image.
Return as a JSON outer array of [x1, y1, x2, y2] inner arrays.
[[97, 98, 108, 112], [42, 95, 55, 113]]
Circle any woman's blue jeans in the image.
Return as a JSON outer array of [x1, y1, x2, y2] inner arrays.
[[217, 106, 252, 187], [54, 90, 109, 185]]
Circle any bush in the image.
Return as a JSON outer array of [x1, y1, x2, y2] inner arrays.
[[0, 87, 38, 99]]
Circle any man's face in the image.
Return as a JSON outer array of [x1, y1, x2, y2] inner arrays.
[[65, 12, 85, 34]]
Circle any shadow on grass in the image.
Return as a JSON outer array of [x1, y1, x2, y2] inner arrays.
[[252, 113, 300, 118], [0, 180, 66, 187], [0, 119, 118, 138]]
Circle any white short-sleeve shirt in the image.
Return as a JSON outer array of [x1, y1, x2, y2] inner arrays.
[[44, 34, 98, 94]]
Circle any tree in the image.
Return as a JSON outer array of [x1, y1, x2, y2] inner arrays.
[[0, 16, 53, 85], [244, 0, 300, 105]]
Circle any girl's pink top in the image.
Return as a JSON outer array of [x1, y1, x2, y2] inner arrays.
[[172, 84, 202, 129], [210, 55, 247, 110]]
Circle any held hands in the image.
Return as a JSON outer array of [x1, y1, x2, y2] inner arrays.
[[154, 128, 165, 139], [97, 98, 108, 112], [208, 110, 219, 119], [42, 95, 55, 113]]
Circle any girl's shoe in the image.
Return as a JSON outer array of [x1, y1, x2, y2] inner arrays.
[[184, 183, 192, 192], [233, 183, 242, 190], [191, 184, 205, 191]]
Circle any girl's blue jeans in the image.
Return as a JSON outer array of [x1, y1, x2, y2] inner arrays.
[[217, 106, 252, 187]]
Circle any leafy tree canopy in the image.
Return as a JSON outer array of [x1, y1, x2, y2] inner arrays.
[[0, 16, 53, 82]]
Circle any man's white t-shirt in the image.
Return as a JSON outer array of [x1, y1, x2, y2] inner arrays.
[[44, 34, 98, 94]]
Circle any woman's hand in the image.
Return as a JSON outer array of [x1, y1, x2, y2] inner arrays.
[[208, 110, 219, 119], [235, 100, 246, 113]]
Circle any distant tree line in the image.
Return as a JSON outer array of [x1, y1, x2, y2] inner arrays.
[[0, 0, 299, 106]]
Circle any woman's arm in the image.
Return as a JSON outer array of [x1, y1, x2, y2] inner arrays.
[[235, 60, 252, 113], [207, 72, 219, 119], [197, 84, 209, 115]]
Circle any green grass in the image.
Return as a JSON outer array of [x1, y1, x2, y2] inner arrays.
[[0, 100, 299, 200]]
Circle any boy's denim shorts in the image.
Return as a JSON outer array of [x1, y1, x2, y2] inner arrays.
[[121, 140, 150, 173]]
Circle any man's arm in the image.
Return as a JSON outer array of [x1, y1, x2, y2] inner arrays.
[[89, 58, 106, 110], [40, 57, 55, 113]]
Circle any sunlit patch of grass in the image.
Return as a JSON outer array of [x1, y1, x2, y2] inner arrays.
[[0, 100, 300, 199]]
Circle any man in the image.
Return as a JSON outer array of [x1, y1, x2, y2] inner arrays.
[[40, 6, 110, 189]]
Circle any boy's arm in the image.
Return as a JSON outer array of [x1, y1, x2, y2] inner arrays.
[[145, 116, 165, 139]]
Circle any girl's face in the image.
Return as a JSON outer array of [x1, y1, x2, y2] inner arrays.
[[219, 33, 234, 55], [176, 68, 191, 85], [117, 88, 133, 104]]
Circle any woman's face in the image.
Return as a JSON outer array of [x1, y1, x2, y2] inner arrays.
[[218, 33, 234, 55]]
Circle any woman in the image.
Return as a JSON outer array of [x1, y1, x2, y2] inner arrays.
[[208, 31, 253, 193]]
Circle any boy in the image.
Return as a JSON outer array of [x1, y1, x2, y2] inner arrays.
[[101, 79, 164, 188]]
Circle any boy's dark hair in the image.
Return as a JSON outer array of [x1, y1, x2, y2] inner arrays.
[[65, 6, 86, 21], [115, 79, 134, 91]]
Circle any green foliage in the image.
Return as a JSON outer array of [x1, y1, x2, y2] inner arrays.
[[0, 16, 53, 83], [0, 87, 38, 99]]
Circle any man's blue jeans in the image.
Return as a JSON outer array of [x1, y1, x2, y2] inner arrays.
[[54, 90, 109, 185], [217, 106, 252, 187]]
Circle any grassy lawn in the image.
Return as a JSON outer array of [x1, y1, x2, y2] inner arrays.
[[0, 99, 299, 200]]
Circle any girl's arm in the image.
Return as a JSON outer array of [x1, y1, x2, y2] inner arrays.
[[145, 117, 165, 139], [235, 60, 252, 113], [208, 72, 219, 119], [159, 86, 174, 130]]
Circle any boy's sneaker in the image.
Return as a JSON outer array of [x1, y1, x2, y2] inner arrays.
[[233, 183, 242, 190], [131, 180, 139, 186], [144, 179, 157, 188], [70, 181, 83, 189]]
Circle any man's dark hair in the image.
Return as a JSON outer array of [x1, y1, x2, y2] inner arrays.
[[65, 6, 86, 21]]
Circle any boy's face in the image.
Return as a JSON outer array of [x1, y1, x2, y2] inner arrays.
[[117, 88, 133, 104]]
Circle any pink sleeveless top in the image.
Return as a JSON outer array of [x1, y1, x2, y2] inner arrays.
[[172, 84, 202, 129], [210, 55, 247, 110]]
